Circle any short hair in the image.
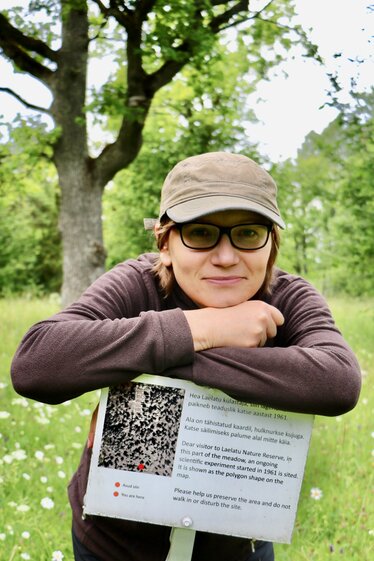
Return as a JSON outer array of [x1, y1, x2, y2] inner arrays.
[[152, 218, 281, 298]]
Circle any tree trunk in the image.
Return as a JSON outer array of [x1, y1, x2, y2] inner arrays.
[[59, 167, 106, 306], [51, 1, 106, 306]]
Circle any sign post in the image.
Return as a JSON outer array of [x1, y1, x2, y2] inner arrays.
[[165, 529, 196, 561]]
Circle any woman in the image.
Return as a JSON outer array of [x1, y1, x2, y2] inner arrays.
[[11, 152, 361, 561]]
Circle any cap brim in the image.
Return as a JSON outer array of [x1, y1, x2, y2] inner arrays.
[[166, 195, 286, 229]]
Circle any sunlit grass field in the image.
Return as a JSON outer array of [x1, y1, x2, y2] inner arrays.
[[0, 297, 373, 561]]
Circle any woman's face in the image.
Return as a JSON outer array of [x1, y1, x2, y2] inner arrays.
[[159, 210, 273, 308]]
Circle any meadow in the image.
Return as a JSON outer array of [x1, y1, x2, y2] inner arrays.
[[0, 297, 373, 561]]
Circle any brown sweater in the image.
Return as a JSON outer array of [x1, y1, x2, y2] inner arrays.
[[11, 253, 361, 561]]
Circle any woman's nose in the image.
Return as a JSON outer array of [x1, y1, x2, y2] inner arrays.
[[210, 234, 240, 266]]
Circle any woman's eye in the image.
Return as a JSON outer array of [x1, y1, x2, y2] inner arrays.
[[237, 228, 259, 239], [189, 227, 213, 239]]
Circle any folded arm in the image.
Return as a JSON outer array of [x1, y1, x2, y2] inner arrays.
[[173, 278, 361, 416], [11, 259, 361, 416], [11, 258, 195, 404]]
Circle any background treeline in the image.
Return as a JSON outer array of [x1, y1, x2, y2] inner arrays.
[[0, 87, 373, 298]]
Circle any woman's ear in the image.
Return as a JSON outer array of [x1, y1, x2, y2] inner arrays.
[[155, 222, 173, 267], [159, 241, 172, 267]]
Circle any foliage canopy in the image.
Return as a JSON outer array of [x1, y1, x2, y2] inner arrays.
[[0, 0, 318, 304]]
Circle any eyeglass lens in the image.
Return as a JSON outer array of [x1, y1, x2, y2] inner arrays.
[[179, 223, 271, 250]]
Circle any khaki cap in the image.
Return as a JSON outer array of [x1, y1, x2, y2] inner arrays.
[[144, 152, 285, 229]]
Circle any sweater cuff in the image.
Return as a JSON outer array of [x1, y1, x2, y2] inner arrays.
[[141, 308, 195, 371]]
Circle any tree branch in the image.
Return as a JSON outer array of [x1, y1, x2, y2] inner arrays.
[[104, 0, 133, 26], [0, 13, 58, 62], [136, 0, 158, 18], [250, 15, 323, 63], [93, 0, 321, 189], [91, 0, 111, 18], [0, 14, 55, 84], [208, 0, 278, 32], [0, 87, 51, 114], [104, 0, 157, 28], [209, 0, 250, 32], [146, 1, 259, 94], [147, 53, 189, 95], [93, 107, 150, 186]]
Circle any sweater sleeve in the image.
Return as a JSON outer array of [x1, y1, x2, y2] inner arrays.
[[166, 276, 361, 417], [11, 257, 195, 404]]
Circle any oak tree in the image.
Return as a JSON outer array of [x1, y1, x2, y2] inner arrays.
[[0, 0, 317, 304]]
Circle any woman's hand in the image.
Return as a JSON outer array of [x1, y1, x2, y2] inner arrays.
[[183, 301, 284, 351]]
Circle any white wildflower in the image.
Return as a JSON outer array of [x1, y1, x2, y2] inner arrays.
[[0, 533, 6, 540], [22, 473, 31, 481], [41, 497, 54, 509], [0, 411, 10, 419], [22, 531, 30, 539], [55, 456, 64, 465], [17, 504, 31, 512], [80, 409, 91, 416], [52, 551, 64, 561], [57, 471, 66, 479], [35, 451, 45, 461], [20, 553, 31, 560], [12, 449, 27, 461], [35, 416, 50, 425], [11, 397, 29, 408], [33, 402, 44, 409], [310, 487, 323, 500]]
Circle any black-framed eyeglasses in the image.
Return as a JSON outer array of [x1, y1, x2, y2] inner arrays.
[[175, 222, 273, 251]]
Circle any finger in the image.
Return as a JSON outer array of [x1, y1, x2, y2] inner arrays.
[[266, 318, 278, 339], [258, 332, 267, 347], [269, 305, 285, 326]]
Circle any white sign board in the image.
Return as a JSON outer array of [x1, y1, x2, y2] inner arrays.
[[84, 375, 313, 544]]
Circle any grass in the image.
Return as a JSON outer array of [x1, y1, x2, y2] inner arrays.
[[275, 297, 374, 560], [0, 297, 373, 560], [0, 298, 98, 561]]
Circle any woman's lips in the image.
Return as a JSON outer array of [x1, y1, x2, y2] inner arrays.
[[203, 276, 244, 285]]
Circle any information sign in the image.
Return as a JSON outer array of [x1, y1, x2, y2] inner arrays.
[[84, 375, 313, 543]]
